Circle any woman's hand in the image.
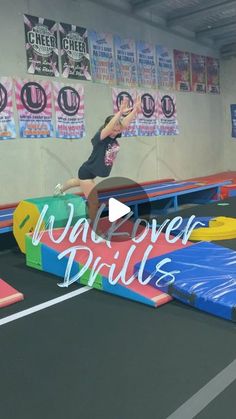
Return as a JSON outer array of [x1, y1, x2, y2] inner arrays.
[[118, 95, 142, 129], [134, 95, 142, 113], [119, 97, 133, 115]]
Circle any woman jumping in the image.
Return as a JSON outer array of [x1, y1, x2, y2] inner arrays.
[[54, 96, 141, 226]]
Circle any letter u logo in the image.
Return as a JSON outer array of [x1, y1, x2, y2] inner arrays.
[[21, 82, 47, 114], [161, 95, 175, 118], [62, 90, 77, 112], [0, 83, 7, 113], [142, 93, 155, 118], [25, 85, 42, 109], [58, 87, 80, 116]]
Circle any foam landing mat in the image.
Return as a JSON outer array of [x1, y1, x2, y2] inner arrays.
[[135, 241, 236, 322]]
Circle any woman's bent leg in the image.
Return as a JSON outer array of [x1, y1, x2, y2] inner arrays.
[[79, 179, 99, 225], [54, 178, 80, 195], [61, 178, 80, 192]]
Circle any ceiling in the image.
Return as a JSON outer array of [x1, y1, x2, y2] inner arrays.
[[89, 0, 236, 59]]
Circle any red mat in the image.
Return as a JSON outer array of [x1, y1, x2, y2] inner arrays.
[[0, 278, 24, 308], [188, 171, 236, 184]]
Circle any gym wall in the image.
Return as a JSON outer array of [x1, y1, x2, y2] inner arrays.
[[0, 0, 225, 204], [220, 57, 236, 171]]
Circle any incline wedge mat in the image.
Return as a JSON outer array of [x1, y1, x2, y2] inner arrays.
[[13, 194, 86, 253], [135, 241, 236, 321]]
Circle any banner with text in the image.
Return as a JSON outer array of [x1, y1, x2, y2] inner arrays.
[[89, 31, 115, 84], [0, 77, 16, 140], [137, 41, 156, 89], [54, 82, 85, 139], [174, 50, 191, 92], [59, 23, 91, 80], [156, 45, 174, 90], [24, 14, 59, 77], [114, 36, 137, 88], [15, 79, 53, 138], [191, 53, 206, 93], [206, 57, 220, 94], [231, 104, 236, 138]]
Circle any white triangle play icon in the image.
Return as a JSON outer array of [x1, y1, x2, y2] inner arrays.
[[108, 198, 131, 222]]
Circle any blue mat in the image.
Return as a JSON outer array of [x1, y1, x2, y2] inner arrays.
[[135, 242, 236, 322], [163, 216, 213, 236]]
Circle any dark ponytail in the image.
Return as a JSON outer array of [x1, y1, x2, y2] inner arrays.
[[98, 115, 114, 132], [103, 115, 114, 129]]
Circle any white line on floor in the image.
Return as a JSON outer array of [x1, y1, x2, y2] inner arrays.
[[0, 286, 91, 327], [166, 359, 236, 419]]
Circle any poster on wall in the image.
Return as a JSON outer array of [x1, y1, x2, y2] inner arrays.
[[89, 31, 115, 84], [15, 79, 53, 138], [0, 78, 16, 140], [112, 88, 137, 137], [137, 41, 157, 89], [53, 82, 85, 139], [230, 105, 236, 138], [114, 36, 137, 88], [156, 45, 174, 90], [59, 23, 91, 80], [174, 50, 191, 92], [191, 53, 206, 93], [157, 93, 179, 136], [137, 90, 158, 136], [24, 14, 59, 77], [206, 57, 220, 94]]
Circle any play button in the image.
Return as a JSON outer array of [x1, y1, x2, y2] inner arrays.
[[87, 176, 151, 242], [108, 198, 131, 222]]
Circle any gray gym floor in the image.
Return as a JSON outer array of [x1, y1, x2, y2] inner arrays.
[[0, 198, 236, 419]]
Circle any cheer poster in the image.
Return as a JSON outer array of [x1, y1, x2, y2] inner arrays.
[[59, 23, 91, 80], [24, 14, 59, 77]]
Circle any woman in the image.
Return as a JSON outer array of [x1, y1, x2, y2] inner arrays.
[[54, 96, 141, 226]]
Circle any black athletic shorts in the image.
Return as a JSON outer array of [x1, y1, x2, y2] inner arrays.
[[78, 164, 96, 180]]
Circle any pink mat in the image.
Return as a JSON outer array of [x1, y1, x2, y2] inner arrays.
[[0, 278, 24, 308]]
